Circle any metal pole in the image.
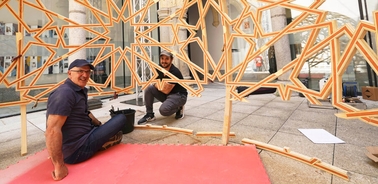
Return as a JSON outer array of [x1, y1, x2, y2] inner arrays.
[[363, 0, 377, 86], [357, 0, 374, 87]]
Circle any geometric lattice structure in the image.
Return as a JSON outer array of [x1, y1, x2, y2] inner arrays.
[[0, 0, 378, 165]]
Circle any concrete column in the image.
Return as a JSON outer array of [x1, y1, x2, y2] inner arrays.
[[172, 7, 190, 79], [270, 7, 292, 81], [157, 0, 190, 79], [157, 7, 171, 42], [68, 0, 87, 64]]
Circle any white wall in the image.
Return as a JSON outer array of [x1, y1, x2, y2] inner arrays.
[[205, 8, 224, 71], [291, 0, 377, 22], [188, 3, 224, 77]]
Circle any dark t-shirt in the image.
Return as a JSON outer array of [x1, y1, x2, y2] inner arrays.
[[157, 64, 187, 95], [46, 78, 94, 159]]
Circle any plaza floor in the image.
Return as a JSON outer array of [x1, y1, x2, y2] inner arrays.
[[1, 82, 378, 183]]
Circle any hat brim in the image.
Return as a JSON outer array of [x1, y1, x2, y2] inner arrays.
[[75, 63, 94, 70], [160, 53, 172, 57]]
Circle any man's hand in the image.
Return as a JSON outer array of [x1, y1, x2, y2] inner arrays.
[[88, 112, 102, 126], [155, 82, 175, 94], [52, 164, 68, 181]]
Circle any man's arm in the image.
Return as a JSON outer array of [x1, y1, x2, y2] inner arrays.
[[45, 114, 68, 181], [88, 112, 102, 126], [155, 82, 175, 94]]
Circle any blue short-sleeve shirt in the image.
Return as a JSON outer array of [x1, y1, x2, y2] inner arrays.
[[46, 78, 94, 158]]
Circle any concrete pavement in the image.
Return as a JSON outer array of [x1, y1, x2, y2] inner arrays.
[[1, 82, 378, 183]]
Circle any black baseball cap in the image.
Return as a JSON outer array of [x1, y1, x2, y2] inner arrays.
[[68, 59, 94, 70]]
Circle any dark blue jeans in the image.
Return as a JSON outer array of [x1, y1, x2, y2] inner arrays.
[[64, 114, 126, 164]]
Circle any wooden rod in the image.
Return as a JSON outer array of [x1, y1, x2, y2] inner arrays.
[[196, 131, 236, 137], [134, 124, 194, 135], [220, 0, 233, 146], [242, 138, 349, 181]]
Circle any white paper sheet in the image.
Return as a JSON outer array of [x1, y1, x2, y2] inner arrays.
[[298, 129, 345, 144]]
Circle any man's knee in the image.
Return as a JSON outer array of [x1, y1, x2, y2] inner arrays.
[[159, 107, 173, 116], [145, 84, 156, 93], [112, 114, 127, 127]]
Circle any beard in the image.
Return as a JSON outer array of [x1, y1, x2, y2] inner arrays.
[[160, 62, 171, 69]]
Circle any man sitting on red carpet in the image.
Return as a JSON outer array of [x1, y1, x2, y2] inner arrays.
[[45, 59, 126, 181]]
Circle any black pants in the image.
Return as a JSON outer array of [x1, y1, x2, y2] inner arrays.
[[144, 84, 187, 116]]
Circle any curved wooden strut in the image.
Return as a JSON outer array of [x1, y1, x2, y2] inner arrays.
[[242, 138, 349, 181]]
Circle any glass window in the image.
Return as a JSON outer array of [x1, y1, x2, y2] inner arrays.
[[0, 0, 159, 117]]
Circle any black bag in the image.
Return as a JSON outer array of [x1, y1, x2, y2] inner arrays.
[[236, 86, 276, 96]]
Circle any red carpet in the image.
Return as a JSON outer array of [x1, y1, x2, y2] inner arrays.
[[0, 144, 270, 184]]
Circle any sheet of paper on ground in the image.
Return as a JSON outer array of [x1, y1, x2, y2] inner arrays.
[[298, 129, 345, 144]]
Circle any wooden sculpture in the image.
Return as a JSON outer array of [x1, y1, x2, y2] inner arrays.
[[0, 1, 377, 179]]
